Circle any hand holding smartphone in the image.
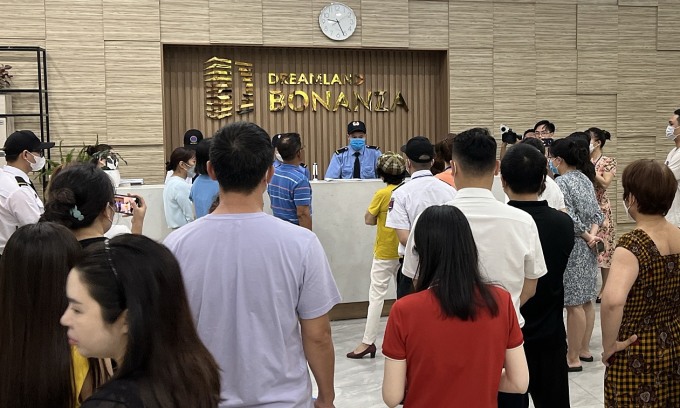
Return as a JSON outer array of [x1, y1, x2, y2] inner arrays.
[[114, 194, 141, 216]]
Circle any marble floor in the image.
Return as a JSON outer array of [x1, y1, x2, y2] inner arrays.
[[316, 304, 605, 408]]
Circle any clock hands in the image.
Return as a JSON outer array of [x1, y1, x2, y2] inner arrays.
[[332, 19, 346, 36]]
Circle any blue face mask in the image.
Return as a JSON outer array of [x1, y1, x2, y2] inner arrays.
[[549, 159, 559, 175], [349, 138, 365, 151]]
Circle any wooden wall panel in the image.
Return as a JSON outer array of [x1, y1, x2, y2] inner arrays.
[[576, 5, 618, 50], [619, 6, 657, 50], [449, 49, 493, 132], [657, 51, 680, 121], [493, 4, 535, 49], [409, 1, 448, 50], [657, 0, 680, 51], [493, 50, 536, 135], [103, 0, 160, 42], [113, 145, 166, 185], [536, 0, 576, 6], [361, 0, 408, 48], [536, 94, 577, 135], [536, 49, 577, 95], [162, 46, 446, 178], [0, 0, 46, 39], [262, 0, 313, 47], [577, 50, 617, 94], [617, 50, 657, 140], [160, 0, 210, 44], [105, 42, 163, 145], [45, 0, 103, 42], [209, 0, 263, 45], [449, 3, 493, 49], [618, 0, 657, 6], [535, 4, 576, 50], [312, 0, 362, 48], [49, 93, 106, 146], [46, 41, 106, 93]]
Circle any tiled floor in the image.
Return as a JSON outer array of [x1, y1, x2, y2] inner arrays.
[[316, 304, 605, 407]]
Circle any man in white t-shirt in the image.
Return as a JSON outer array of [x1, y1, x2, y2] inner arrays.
[[385, 136, 456, 298], [403, 127, 547, 326], [164, 122, 341, 408], [665, 108, 680, 227]]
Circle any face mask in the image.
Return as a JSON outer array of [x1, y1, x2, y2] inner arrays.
[[589, 143, 596, 153], [623, 197, 634, 221], [349, 138, 365, 151], [26, 153, 46, 172], [275, 150, 283, 163], [549, 159, 559, 175], [186, 165, 196, 179], [666, 125, 677, 140], [104, 169, 121, 188]]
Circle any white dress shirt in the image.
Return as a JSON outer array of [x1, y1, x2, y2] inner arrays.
[[665, 147, 680, 227], [0, 166, 43, 254], [403, 187, 547, 327]]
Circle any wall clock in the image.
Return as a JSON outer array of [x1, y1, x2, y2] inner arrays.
[[319, 2, 357, 41]]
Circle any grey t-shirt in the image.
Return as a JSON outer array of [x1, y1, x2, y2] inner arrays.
[[164, 212, 341, 407]]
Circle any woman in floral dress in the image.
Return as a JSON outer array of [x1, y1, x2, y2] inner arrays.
[[549, 137, 604, 371], [588, 127, 617, 302], [601, 159, 680, 406]]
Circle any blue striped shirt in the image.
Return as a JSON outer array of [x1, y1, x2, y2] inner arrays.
[[267, 164, 312, 225]]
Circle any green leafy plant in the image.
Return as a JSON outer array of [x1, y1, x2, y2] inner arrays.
[[0, 64, 12, 89], [35, 135, 126, 179]]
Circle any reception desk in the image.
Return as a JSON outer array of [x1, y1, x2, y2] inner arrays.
[[114, 177, 505, 314]]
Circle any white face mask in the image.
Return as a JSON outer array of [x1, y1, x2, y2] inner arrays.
[[666, 125, 677, 140], [623, 197, 634, 221], [26, 153, 46, 172], [104, 169, 121, 188], [275, 150, 283, 163], [589, 143, 596, 154], [185, 163, 196, 178]]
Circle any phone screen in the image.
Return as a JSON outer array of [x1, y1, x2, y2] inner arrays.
[[114, 195, 136, 216]]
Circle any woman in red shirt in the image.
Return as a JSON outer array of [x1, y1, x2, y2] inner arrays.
[[382, 205, 529, 407]]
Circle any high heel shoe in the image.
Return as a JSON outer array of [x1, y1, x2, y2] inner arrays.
[[346, 344, 377, 359]]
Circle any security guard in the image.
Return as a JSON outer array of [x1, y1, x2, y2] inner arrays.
[[0, 130, 54, 256], [325, 120, 382, 179]]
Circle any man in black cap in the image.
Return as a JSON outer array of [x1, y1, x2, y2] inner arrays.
[[325, 120, 382, 179], [0, 130, 54, 256], [385, 136, 457, 297]]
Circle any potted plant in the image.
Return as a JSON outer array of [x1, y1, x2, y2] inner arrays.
[[0, 64, 12, 89]]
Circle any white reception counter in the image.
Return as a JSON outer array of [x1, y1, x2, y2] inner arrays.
[[114, 177, 506, 306]]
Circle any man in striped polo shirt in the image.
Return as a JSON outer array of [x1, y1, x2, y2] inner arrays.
[[267, 132, 313, 230]]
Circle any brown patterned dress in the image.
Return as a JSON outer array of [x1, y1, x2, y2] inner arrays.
[[604, 229, 680, 407], [593, 155, 617, 268]]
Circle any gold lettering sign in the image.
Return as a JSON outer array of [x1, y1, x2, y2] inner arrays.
[[204, 57, 254, 119]]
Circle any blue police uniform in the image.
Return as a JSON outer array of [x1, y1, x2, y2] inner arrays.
[[325, 145, 382, 179]]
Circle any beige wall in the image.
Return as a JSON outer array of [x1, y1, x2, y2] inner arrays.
[[2, 0, 680, 233]]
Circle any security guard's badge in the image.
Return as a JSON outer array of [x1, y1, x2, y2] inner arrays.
[[353, 121, 360, 126], [189, 135, 199, 144]]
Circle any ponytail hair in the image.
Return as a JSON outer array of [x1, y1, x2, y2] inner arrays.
[[586, 127, 611, 149], [550, 135, 596, 184]]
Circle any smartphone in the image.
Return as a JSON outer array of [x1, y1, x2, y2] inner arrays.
[[113, 194, 139, 216], [542, 137, 554, 147], [596, 241, 605, 253]]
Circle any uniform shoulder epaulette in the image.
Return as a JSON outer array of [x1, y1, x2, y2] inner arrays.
[[14, 176, 29, 188], [367, 145, 379, 150], [392, 180, 407, 191], [300, 163, 308, 168], [335, 147, 349, 155]]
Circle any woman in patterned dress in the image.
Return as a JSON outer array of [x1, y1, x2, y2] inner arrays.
[[549, 137, 604, 371], [601, 159, 680, 406], [587, 127, 617, 301]]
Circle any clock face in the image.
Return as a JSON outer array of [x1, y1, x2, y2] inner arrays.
[[319, 2, 357, 41]]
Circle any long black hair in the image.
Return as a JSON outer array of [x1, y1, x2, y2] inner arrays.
[[74, 234, 220, 408], [551, 134, 596, 183], [0, 222, 82, 408], [413, 205, 498, 320]]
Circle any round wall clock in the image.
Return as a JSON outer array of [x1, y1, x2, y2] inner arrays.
[[319, 2, 357, 41]]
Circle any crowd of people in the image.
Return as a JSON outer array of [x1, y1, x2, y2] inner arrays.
[[0, 110, 679, 407]]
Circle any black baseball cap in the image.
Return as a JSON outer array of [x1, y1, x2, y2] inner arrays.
[[347, 121, 366, 134], [401, 136, 434, 163], [2, 130, 55, 156], [183, 129, 204, 148]]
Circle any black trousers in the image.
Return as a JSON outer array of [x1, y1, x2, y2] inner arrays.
[[396, 257, 413, 299], [498, 338, 570, 408]]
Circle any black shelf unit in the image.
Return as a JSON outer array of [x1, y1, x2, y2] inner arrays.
[[0, 46, 50, 188]]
